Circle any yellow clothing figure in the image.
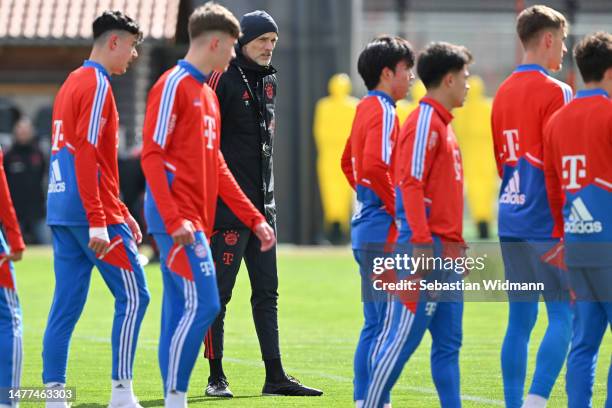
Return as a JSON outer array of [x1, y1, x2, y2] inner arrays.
[[313, 73, 358, 239], [452, 76, 497, 238], [396, 80, 426, 126]]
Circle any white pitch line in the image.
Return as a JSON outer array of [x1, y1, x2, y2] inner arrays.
[[74, 335, 505, 406]]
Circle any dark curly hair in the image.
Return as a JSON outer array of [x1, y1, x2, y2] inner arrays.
[[574, 32, 612, 83], [93, 10, 142, 42]]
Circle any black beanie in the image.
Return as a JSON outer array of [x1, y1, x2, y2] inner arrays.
[[238, 10, 278, 47]]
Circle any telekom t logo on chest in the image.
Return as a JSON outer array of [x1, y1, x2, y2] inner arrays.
[[562, 155, 586, 189], [203, 115, 216, 150], [52, 120, 64, 152], [502, 129, 519, 162]]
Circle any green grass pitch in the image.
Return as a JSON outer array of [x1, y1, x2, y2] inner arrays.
[[15, 246, 611, 407]]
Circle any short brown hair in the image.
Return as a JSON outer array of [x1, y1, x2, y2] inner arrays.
[[574, 32, 612, 83], [516, 5, 567, 46], [188, 2, 240, 40]]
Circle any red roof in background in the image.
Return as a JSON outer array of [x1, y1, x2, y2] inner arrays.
[[0, 0, 181, 41]]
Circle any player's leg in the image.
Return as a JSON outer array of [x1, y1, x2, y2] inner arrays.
[[527, 300, 572, 401], [0, 231, 21, 407], [152, 233, 184, 396], [354, 296, 382, 402], [429, 299, 464, 408], [86, 224, 150, 406], [527, 241, 573, 405], [161, 232, 220, 405], [565, 300, 606, 408], [366, 292, 391, 405], [566, 266, 612, 408], [42, 226, 94, 386], [353, 249, 383, 403], [204, 228, 248, 396], [500, 238, 539, 408], [363, 297, 433, 408], [0, 271, 21, 407]]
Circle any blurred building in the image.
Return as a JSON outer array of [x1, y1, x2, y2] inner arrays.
[[1, 0, 611, 243]]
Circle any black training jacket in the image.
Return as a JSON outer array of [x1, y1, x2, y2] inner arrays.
[[208, 47, 277, 230]]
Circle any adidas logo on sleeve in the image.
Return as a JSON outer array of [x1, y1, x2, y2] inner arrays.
[[499, 169, 525, 205], [565, 197, 602, 234]]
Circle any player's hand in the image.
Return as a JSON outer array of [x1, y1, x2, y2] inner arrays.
[[412, 244, 434, 277], [125, 214, 142, 244], [89, 227, 110, 255], [254, 222, 276, 252], [89, 237, 110, 255], [7, 251, 23, 262], [171, 220, 196, 246]]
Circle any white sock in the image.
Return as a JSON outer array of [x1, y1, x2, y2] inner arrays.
[[44, 382, 68, 407], [355, 400, 364, 408], [165, 391, 186, 408], [384, 404, 392, 408], [521, 394, 547, 408], [111, 380, 137, 406]]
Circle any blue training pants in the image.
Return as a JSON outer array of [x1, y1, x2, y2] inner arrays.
[[42, 224, 150, 384], [153, 231, 220, 395], [0, 231, 21, 406]]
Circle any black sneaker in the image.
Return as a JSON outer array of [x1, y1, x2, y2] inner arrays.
[[262, 375, 323, 396], [205, 377, 233, 398]]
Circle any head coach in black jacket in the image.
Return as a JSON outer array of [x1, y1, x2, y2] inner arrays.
[[202, 10, 322, 398]]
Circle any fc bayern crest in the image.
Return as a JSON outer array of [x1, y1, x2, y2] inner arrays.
[[224, 230, 239, 246], [194, 242, 207, 258], [265, 83, 274, 100]]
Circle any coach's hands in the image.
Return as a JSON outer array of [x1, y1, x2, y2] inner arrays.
[[89, 227, 110, 255], [171, 220, 196, 246], [254, 222, 276, 251], [7, 250, 23, 262], [125, 214, 143, 244]]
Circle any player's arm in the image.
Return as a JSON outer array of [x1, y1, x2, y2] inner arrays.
[[217, 152, 275, 251], [399, 119, 440, 274], [140, 83, 194, 245], [73, 81, 111, 253], [490, 100, 504, 178], [361, 108, 395, 217], [0, 149, 24, 261], [543, 119, 565, 239], [340, 134, 356, 190], [117, 200, 142, 244], [400, 118, 439, 246]]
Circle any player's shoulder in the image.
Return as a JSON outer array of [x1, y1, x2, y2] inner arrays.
[[541, 75, 573, 103], [359, 94, 396, 118], [61, 66, 108, 103], [201, 82, 216, 98], [163, 65, 192, 88], [66, 66, 100, 90], [201, 83, 220, 110]]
